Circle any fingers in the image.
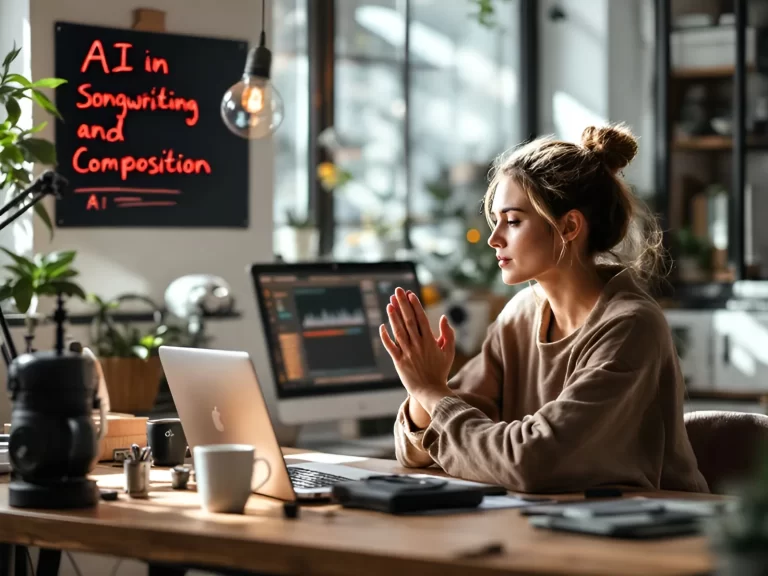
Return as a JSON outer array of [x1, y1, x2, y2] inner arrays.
[[395, 287, 421, 342], [387, 298, 409, 347], [438, 315, 455, 353], [379, 325, 402, 361], [408, 291, 433, 340]]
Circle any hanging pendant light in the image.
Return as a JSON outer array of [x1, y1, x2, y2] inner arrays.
[[220, 0, 284, 139]]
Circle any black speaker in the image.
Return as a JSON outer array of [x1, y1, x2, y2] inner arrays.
[[147, 418, 187, 467]]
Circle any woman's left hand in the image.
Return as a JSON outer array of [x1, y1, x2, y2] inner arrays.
[[379, 287, 456, 415]]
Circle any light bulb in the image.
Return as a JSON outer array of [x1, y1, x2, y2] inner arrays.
[[221, 30, 284, 140], [221, 75, 284, 139]]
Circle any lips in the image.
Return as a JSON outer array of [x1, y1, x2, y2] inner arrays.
[[497, 256, 511, 268]]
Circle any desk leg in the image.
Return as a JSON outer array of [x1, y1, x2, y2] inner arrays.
[[148, 564, 186, 576], [13, 546, 26, 576], [36, 549, 61, 576], [0, 544, 9, 576]]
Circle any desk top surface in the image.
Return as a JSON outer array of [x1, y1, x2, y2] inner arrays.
[[0, 450, 721, 576]]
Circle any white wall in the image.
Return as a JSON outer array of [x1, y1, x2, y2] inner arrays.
[[538, 0, 655, 194]]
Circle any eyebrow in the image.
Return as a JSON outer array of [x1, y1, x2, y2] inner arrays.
[[499, 207, 526, 214]]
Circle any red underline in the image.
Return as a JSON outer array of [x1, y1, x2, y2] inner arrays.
[[114, 196, 142, 202], [117, 201, 177, 208], [74, 187, 181, 194]]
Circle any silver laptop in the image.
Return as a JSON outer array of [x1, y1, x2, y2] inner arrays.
[[158, 346, 373, 501]]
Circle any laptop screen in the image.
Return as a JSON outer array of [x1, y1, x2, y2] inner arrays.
[[250, 261, 421, 399]]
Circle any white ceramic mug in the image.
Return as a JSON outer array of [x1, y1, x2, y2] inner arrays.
[[193, 444, 271, 513]]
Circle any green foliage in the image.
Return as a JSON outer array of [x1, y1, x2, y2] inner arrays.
[[0, 248, 85, 314], [285, 209, 313, 229], [675, 227, 713, 271], [708, 447, 768, 556], [469, 0, 513, 28], [0, 42, 67, 239], [89, 293, 198, 359]]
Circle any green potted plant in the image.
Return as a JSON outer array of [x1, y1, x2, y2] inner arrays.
[[0, 42, 66, 238], [675, 227, 713, 282], [89, 293, 185, 414], [707, 449, 768, 575], [0, 248, 85, 351]]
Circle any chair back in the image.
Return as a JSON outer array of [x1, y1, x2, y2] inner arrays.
[[684, 410, 768, 494]]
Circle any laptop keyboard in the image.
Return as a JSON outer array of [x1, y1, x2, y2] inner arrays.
[[288, 467, 351, 489]]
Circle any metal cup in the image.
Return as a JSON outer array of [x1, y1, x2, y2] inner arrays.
[[124, 460, 151, 498]]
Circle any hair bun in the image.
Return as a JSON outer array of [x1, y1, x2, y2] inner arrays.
[[581, 123, 638, 173]]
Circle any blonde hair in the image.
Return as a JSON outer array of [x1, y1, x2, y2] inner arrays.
[[483, 123, 666, 286]]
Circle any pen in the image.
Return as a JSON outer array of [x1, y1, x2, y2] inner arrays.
[[140, 447, 151, 461], [131, 444, 140, 461]]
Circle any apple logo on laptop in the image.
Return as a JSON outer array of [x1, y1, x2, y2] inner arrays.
[[211, 406, 224, 432]]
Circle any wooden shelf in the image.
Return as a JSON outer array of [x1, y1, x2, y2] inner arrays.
[[674, 135, 732, 150], [672, 65, 755, 79], [673, 135, 768, 150]]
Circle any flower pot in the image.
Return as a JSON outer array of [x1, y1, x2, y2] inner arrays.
[[100, 356, 163, 414], [275, 227, 319, 262]]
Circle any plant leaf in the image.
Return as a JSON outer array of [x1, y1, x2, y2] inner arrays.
[[0, 144, 24, 166], [30, 89, 62, 120], [132, 345, 149, 360], [20, 121, 47, 136], [47, 280, 86, 300], [5, 73, 31, 87], [43, 250, 75, 271], [12, 276, 33, 313], [0, 248, 35, 274], [5, 98, 21, 127], [0, 282, 13, 301], [34, 203, 54, 241], [48, 267, 78, 280], [18, 138, 56, 165], [2, 43, 22, 75], [31, 78, 66, 89]]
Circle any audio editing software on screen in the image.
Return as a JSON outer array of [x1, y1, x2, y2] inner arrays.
[[258, 270, 419, 397]]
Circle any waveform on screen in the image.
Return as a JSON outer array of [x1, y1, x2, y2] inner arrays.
[[302, 308, 366, 329]]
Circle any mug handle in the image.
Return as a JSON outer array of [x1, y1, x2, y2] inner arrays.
[[253, 456, 272, 492]]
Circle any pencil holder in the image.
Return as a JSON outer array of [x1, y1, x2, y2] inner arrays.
[[124, 460, 151, 498]]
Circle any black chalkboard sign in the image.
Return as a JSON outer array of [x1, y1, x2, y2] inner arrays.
[[54, 21, 249, 227]]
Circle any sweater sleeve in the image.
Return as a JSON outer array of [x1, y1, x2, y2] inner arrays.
[[420, 314, 662, 492], [393, 320, 504, 468]]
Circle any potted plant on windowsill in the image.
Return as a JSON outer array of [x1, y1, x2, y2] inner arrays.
[[275, 209, 319, 262], [89, 293, 184, 414]]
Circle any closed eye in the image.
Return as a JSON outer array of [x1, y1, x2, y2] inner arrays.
[[507, 220, 521, 226]]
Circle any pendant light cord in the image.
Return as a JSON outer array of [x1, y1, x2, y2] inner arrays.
[[260, 0, 266, 46]]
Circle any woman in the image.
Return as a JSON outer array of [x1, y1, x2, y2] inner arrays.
[[380, 124, 708, 494]]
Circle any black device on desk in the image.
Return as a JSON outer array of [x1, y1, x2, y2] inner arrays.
[[332, 475, 485, 514], [0, 171, 105, 509]]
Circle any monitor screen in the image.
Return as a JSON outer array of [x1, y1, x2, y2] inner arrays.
[[251, 262, 421, 399]]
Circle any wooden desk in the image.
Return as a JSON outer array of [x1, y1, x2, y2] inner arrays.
[[0, 450, 720, 576]]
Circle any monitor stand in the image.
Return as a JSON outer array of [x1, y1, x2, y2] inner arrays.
[[295, 417, 396, 459]]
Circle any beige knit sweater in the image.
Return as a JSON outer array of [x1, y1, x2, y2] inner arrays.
[[394, 268, 709, 494]]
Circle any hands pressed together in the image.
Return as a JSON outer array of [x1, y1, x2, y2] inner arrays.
[[379, 287, 457, 422]]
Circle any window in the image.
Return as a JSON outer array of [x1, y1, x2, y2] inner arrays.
[[274, 0, 523, 289]]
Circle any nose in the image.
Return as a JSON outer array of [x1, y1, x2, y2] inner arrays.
[[488, 223, 505, 249]]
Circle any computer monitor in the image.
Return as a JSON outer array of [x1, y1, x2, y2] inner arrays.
[[249, 261, 420, 425]]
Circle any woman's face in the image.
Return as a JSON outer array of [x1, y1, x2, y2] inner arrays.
[[487, 176, 562, 285]]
